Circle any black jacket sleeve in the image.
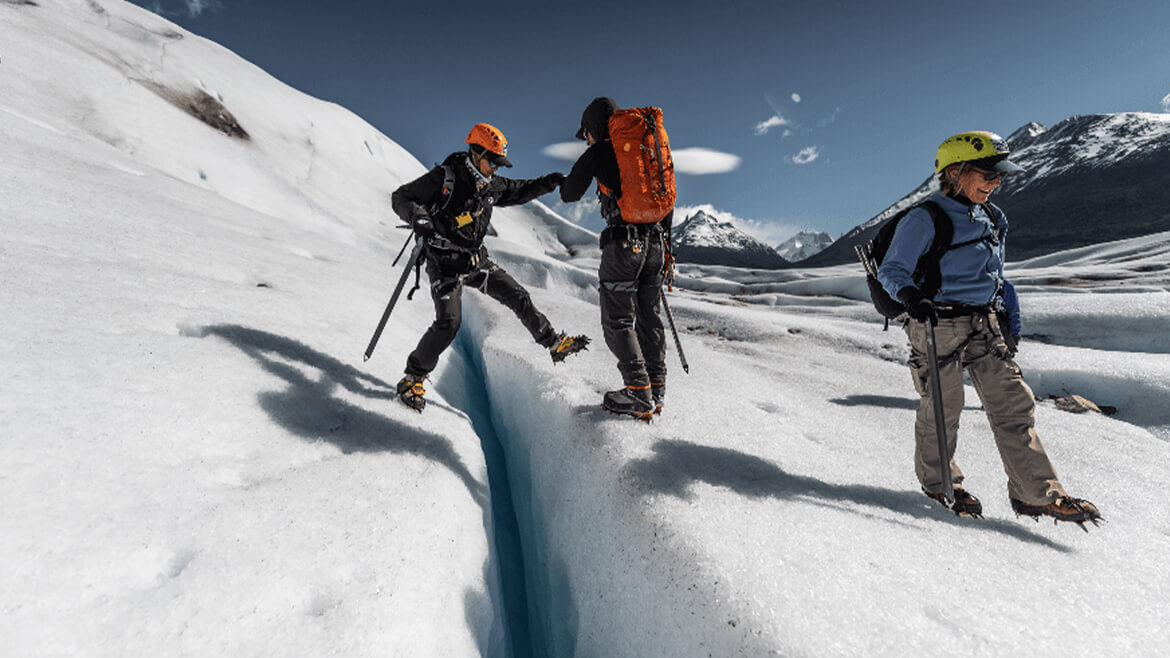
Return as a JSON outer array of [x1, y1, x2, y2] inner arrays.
[[391, 167, 444, 222], [491, 175, 560, 207], [560, 146, 598, 203]]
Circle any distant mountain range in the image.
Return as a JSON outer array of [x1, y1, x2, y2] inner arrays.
[[805, 112, 1170, 267], [671, 210, 789, 269], [776, 230, 834, 262]]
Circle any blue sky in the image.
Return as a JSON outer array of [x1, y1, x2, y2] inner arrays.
[[134, 0, 1170, 241]]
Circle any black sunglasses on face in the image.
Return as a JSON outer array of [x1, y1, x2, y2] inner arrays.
[[969, 167, 1006, 182]]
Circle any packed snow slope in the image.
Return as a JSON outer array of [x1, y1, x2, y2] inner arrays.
[[5, 2, 1170, 657]]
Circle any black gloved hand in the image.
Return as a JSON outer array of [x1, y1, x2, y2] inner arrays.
[[539, 172, 566, 189], [412, 212, 435, 240], [898, 286, 938, 326], [1003, 333, 1020, 360]]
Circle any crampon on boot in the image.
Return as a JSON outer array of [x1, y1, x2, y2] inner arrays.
[[651, 382, 665, 415], [602, 386, 655, 422], [1010, 495, 1102, 532], [550, 332, 590, 364], [397, 374, 427, 413], [923, 487, 983, 518]]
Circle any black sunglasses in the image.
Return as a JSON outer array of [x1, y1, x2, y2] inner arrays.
[[969, 167, 1006, 182]]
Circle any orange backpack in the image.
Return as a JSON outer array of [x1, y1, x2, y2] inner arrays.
[[602, 106, 676, 224]]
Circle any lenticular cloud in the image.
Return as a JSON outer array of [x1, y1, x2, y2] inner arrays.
[[672, 147, 741, 175]]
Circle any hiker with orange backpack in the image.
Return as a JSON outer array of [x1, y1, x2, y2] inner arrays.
[[389, 123, 590, 412], [561, 98, 676, 421]]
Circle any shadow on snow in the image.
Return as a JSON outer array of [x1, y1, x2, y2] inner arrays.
[[196, 324, 488, 507], [624, 439, 1071, 551]]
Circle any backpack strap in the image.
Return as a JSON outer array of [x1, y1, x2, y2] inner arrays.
[[915, 200, 953, 299], [437, 164, 456, 212], [942, 202, 1004, 252]]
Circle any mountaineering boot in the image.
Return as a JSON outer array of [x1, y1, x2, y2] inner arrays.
[[602, 386, 655, 422], [1010, 495, 1102, 531], [397, 374, 427, 413], [923, 486, 983, 518], [550, 332, 590, 364], [651, 382, 666, 415]]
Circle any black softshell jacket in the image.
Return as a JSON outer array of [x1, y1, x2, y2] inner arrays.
[[392, 152, 558, 251]]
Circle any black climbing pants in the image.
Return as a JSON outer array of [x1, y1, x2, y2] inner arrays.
[[405, 256, 556, 377], [598, 224, 667, 389]]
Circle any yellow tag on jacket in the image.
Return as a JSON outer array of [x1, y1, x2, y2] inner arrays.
[[455, 211, 474, 228]]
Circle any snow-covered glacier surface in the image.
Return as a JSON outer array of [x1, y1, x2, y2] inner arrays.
[[4, 2, 1170, 657]]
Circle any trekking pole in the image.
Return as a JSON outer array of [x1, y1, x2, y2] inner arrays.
[[363, 238, 424, 362], [660, 288, 689, 374], [923, 319, 955, 504]]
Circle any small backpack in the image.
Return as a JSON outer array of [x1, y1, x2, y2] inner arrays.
[[601, 107, 676, 223], [856, 200, 1003, 325]]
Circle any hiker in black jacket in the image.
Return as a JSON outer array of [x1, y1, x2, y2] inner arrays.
[[562, 97, 673, 421], [390, 123, 589, 412]]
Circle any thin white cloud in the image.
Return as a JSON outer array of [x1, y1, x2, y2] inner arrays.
[[1162, 92, 1170, 112], [792, 146, 820, 165], [672, 148, 741, 175], [818, 107, 841, 127], [754, 113, 790, 136], [543, 143, 740, 176], [676, 203, 803, 246], [185, 0, 221, 17], [791, 93, 801, 103], [542, 141, 588, 161]]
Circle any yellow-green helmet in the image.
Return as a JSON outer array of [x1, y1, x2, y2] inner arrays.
[[934, 131, 1024, 174]]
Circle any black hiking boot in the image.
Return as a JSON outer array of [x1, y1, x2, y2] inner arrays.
[[923, 487, 983, 518], [397, 374, 427, 413], [1010, 495, 1102, 531], [550, 332, 590, 364], [651, 382, 666, 415], [602, 386, 655, 422]]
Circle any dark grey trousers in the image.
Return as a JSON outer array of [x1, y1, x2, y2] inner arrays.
[[599, 227, 667, 389], [405, 257, 556, 377]]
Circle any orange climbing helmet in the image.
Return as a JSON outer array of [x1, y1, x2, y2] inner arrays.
[[465, 123, 512, 167]]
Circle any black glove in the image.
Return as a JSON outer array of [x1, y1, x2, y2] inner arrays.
[[412, 212, 435, 240], [1001, 333, 1020, 360], [539, 172, 566, 190], [898, 286, 938, 326]]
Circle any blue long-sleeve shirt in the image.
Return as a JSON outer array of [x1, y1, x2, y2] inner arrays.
[[877, 193, 1007, 307]]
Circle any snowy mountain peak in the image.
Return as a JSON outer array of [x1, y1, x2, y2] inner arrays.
[[672, 210, 788, 268], [1007, 121, 1048, 149], [674, 210, 760, 250], [776, 230, 834, 262]]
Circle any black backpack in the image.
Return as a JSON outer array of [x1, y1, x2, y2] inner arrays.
[[856, 200, 1002, 326]]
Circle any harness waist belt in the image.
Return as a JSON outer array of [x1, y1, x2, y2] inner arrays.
[[934, 303, 995, 318], [427, 236, 478, 253]]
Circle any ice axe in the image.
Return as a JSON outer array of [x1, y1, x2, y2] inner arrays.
[[923, 318, 954, 504], [660, 288, 689, 374], [363, 230, 423, 362]]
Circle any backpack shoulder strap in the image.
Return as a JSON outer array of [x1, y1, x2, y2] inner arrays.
[[918, 200, 954, 255], [438, 164, 456, 212], [915, 200, 954, 298]]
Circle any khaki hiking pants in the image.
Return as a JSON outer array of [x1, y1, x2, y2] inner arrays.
[[904, 312, 1066, 506]]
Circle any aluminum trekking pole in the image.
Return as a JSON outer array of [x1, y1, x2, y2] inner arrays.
[[363, 237, 423, 362], [923, 318, 955, 504], [660, 288, 689, 374]]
